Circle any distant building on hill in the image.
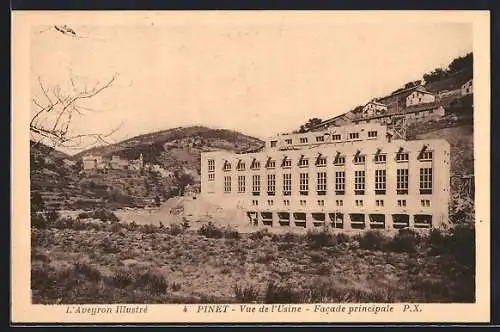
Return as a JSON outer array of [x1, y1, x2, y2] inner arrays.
[[81, 153, 145, 171], [362, 100, 388, 117], [82, 155, 103, 170], [461, 79, 473, 96]]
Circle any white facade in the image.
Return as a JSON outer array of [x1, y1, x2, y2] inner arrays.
[[461, 79, 473, 96], [200, 123, 451, 231], [82, 155, 103, 170], [362, 100, 388, 117], [406, 90, 436, 107]]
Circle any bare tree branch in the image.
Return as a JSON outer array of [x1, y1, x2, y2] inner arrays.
[[30, 73, 121, 153]]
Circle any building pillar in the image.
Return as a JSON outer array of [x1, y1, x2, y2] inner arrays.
[[409, 214, 415, 229], [385, 213, 392, 230], [343, 213, 352, 231]]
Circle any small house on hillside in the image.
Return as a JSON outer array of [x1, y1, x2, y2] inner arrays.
[[461, 79, 473, 96], [82, 155, 103, 170], [362, 100, 388, 117], [405, 87, 436, 107]]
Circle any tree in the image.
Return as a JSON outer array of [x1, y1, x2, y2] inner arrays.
[[448, 52, 473, 74], [298, 118, 323, 133], [173, 170, 195, 196]]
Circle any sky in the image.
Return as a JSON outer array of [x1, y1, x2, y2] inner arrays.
[[30, 17, 472, 155]]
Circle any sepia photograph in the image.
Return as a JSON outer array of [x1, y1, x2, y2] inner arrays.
[[11, 11, 490, 323]]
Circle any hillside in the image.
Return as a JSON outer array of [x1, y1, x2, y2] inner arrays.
[[31, 127, 264, 211]]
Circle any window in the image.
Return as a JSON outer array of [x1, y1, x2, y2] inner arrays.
[[420, 168, 433, 194], [270, 140, 277, 148], [354, 170, 365, 195], [397, 169, 409, 194], [335, 171, 345, 194], [298, 158, 309, 167], [300, 200, 307, 206], [282, 158, 292, 168], [267, 174, 276, 195], [374, 154, 386, 163], [299, 173, 309, 195], [252, 200, 258, 206], [208, 173, 215, 181], [316, 156, 327, 167], [237, 175, 246, 193], [285, 138, 292, 145], [283, 199, 290, 206], [349, 132, 360, 140], [252, 175, 260, 195], [268, 200, 274, 206], [317, 172, 327, 195], [355, 200, 364, 206], [336, 200, 343, 206], [354, 155, 366, 164], [421, 199, 431, 207], [299, 137, 308, 144], [266, 159, 276, 169], [237, 161, 246, 171], [283, 173, 292, 195], [250, 160, 260, 170], [376, 199, 384, 207], [223, 161, 232, 171], [396, 152, 409, 162], [420, 151, 433, 161], [316, 136, 324, 142], [208, 159, 215, 172], [368, 131, 378, 138], [334, 155, 345, 165], [332, 134, 342, 141], [224, 176, 231, 193], [397, 199, 407, 207], [318, 200, 325, 206], [375, 170, 386, 194]]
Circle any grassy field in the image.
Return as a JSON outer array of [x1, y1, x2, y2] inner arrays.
[[31, 219, 475, 304]]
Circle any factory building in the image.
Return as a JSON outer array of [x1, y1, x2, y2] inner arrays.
[[200, 123, 450, 230]]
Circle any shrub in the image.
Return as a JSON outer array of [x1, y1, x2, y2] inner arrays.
[[335, 232, 351, 244], [281, 232, 303, 243], [306, 229, 335, 249], [223, 227, 241, 240], [45, 210, 60, 224], [310, 252, 327, 263], [448, 225, 475, 266], [390, 229, 418, 253], [110, 269, 134, 288], [99, 237, 120, 254], [73, 262, 102, 282], [168, 224, 183, 236], [256, 250, 275, 264], [31, 213, 47, 229], [249, 228, 269, 241], [264, 281, 301, 303], [134, 269, 168, 294], [234, 284, 259, 302], [428, 228, 446, 255], [198, 222, 223, 239], [359, 230, 389, 251], [108, 221, 122, 233]]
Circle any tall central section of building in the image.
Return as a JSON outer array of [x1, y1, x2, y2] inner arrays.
[[200, 123, 450, 230]]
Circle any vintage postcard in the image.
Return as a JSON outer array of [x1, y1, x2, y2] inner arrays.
[[11, 10, 490, 323]]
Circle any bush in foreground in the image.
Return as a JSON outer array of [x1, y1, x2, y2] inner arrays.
[[358, 230, 389, 251]]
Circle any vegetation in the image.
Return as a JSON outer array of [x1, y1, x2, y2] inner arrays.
[[423, 52, 472, 84], [31, 217, 475, 304], [298, 117, 323, 133]]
